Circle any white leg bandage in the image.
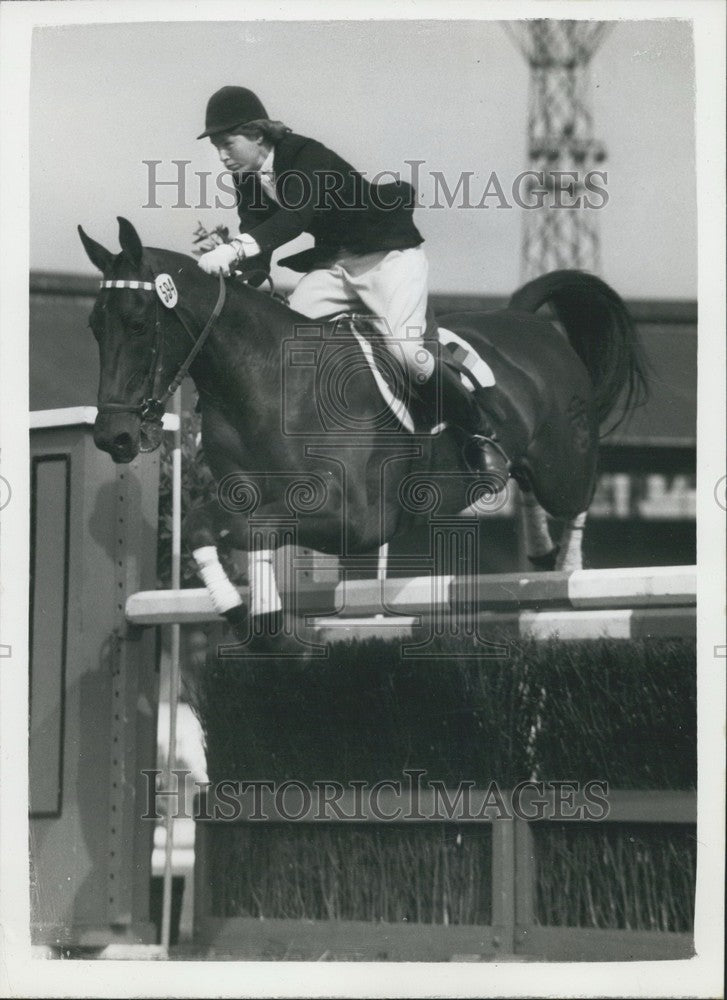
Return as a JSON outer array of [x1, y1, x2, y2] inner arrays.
[[556, 512, 588, 572], [193, 546, 243, 615], [248, 549, 282, 618], [518, 490, 554, 558]]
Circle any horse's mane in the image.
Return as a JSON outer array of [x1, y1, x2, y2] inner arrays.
[[142, 245, 306, 329], [138, 245, 347, 383]]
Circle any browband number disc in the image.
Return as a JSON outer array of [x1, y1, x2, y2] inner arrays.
[[155, 273, 178, 308]]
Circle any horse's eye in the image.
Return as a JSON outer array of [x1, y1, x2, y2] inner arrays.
[[129, 319, 147, 336]]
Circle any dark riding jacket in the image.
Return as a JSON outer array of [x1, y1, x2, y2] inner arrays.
[[233, 131, 423, 274]]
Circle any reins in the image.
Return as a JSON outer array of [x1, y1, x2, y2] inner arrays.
[[158, 272, 227, 408]]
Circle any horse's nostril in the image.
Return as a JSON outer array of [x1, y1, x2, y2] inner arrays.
[[113, 432, 133, 452]]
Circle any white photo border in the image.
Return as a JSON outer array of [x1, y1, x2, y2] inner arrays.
[[0, 1, 723, 997]]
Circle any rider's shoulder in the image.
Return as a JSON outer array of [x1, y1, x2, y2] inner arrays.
[[276, 132, 346, 169]]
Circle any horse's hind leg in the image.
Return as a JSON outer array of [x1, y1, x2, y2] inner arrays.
[[517, 486, 558, 570], [555, 511, 588, 572]]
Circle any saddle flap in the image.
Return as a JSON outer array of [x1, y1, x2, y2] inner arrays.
[[332, 313, 497, 434]]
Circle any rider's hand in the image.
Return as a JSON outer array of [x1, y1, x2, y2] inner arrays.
[[198, 243, 239, 277]]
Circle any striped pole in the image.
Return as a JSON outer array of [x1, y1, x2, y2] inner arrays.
[[126, 565, 696, 635]]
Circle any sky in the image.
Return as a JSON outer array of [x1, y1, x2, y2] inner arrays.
[[30, 17, 696, 298]]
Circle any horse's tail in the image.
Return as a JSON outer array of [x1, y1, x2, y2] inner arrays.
[[508, 270, 649, 434]]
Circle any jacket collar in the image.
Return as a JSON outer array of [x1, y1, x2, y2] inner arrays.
[[259, 147, 275, 177]]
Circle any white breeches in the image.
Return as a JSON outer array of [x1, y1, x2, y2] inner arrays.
[[288, 246, 434, 382]]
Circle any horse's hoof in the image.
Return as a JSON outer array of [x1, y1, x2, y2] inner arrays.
[[223, 603, 249, 641], [528, 546, 560, 571]]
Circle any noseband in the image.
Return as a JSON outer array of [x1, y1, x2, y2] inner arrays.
[[96, 271, 226, 448]]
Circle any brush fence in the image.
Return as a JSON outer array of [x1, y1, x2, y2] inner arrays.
[[192, 787, 695, 962]]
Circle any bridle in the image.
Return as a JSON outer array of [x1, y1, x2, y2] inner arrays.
[[96, 271, 226, 450]]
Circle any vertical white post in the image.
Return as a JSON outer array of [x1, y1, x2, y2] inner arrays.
[[161, 392, 182, 954], [377, 543, 389, 582], [375, 543, 389, 618]]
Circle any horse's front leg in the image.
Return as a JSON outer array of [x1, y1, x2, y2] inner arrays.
[[184, 500, 253, 639], [185, 498, 309, 642], [246, 546, 283, 637]]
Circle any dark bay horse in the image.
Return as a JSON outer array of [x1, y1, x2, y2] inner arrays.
[[79, 218, 646, 637]]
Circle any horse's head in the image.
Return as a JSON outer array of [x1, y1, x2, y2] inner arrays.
[[79, 217, 169, 462]]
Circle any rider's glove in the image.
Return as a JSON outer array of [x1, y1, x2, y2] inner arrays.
[[198, 242, 241, 277]]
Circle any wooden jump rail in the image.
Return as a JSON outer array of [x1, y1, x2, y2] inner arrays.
[[126, 564, 697, 641]]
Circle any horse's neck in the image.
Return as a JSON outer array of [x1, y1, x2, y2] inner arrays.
[[174, 273, 292, 410]]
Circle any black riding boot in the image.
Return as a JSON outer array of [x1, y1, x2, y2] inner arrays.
[[417, 357, 478, 431], [421, 359, 502, 437], [471, 385, 501, 440], [418, 360, 506, 475], [467, 384, 509, 476]]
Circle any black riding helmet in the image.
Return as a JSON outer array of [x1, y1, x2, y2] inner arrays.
[[197, 86, 268, 139]]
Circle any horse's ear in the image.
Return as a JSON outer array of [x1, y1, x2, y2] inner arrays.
[[117, 217, 143, 268], [78, 226, 114, 273]]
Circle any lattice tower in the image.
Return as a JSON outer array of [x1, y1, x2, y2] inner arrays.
[[505, 20, 612, 280]]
